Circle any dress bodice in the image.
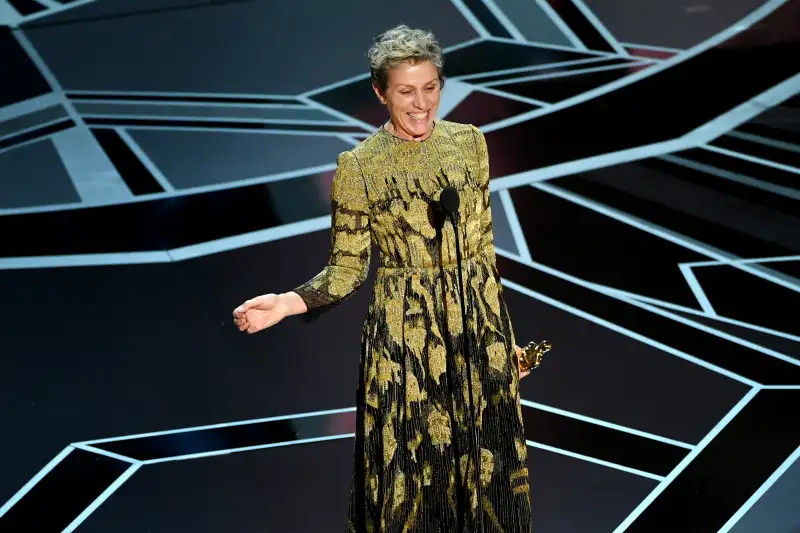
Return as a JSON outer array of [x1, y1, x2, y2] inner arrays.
[[293, 120, 498, 316]]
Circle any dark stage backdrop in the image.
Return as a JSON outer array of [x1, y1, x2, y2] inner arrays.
[[1, 1, 799, 533]]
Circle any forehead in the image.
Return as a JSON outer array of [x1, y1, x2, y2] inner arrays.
[[387, 60, 439, 86]]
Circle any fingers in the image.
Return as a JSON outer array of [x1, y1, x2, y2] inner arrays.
[[233, 294, 277, 317], [233, 301, 253, 317], [233, 297, 258, 317]]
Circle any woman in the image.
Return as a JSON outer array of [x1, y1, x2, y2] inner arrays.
[[233, 25, 532, 532]]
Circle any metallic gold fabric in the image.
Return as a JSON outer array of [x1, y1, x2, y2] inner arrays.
[[294, 120, 531, 532]]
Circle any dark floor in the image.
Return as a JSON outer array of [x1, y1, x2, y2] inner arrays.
[[0, 1, 798, 532]]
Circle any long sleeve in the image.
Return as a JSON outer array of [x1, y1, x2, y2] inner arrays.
[[470, 124, 519, 347], [470, 124, 497, 261], [292, 150, 371, 322]]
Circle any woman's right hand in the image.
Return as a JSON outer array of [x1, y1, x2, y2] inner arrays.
[[232, 294, 287, 334]]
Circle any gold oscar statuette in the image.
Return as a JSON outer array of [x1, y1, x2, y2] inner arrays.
[[518, 340, 552, 373]]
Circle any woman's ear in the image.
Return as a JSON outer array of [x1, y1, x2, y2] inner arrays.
[[372, 83, 386, 105]]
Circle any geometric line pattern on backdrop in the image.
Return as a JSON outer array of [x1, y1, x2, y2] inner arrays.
[[1, 0, 800, 532], [0, 395, 701, 533], [2, 137, 796, 268], [1, 245, 799, 531], [0, 239, 800, 531], [0, 2, 796, 253]]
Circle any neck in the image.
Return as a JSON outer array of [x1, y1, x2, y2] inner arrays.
[[385, 119, 434, 142]]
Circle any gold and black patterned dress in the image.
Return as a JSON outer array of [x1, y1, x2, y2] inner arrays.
[[292, 120, 531, 532]]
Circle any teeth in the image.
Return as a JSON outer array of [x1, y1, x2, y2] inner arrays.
[[409, 113, 427, 119]]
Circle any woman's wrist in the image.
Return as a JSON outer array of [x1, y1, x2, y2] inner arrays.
[[279, 291, 308, 317]]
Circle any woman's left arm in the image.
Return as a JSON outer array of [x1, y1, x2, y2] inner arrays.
[[469, 124, 498, 262], [470, 125, 529, 378]]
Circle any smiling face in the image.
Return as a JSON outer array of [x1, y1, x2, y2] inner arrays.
[[373, 60, 441, 141]]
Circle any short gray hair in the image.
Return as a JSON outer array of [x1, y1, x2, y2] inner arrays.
[[367, 25, 445, 93]]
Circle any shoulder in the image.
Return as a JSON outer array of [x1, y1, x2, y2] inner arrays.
[[346, 129, 389, 161], [436, 120, 486, 156], [437, 120, 486, 153], [437, 119, 482, 139]]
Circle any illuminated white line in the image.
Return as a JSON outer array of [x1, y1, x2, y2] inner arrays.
[[486, 73, 799, 191], [498, 189, 532, 261], [147, 163, 337, 196], [685, 72, 800, 144], [470, 85, 550, 107], [0, 92, 62, 122], [679, 257, 800, 293], [499, 271, 759, 387], [82, 114, 351, 127], [570, 0, 629, 56], [596, 286, 800, 343], [71, 443, 141, 465], [660, 153, 800, 201], [727, 130, 800, 154], [437, 79, 474, 119], [0, 118, 74, 157], [481, 0, 527, 41], [297, 37, 484, 99], [143, 434, 356, 465], [0, 252, 172, 270], [337, 134, 361, 146], [611, 289, 800, 369], [60, 463, 140, 533], [481, 0, 791, 132], [167, 215, 332, 261], [0, 163, 337, 216], [65, 89, 297, 101], [716, 445, 800, 533], [0, 447, 73, 519], [679, 263, 717, 315], [619, 42, 683, 54], [71, 98, 307, 109], [0, 217, 332, 270], [0, 1, 22, 26], [526, 440, 664, 481], [0, 218, 333, 272], [77, 406, 356, 445], [451, 56, 611, 81], [702, 144, 800, 175], [682, 255, 800, 267], [497, 245, 800, 374], [305, 36, 485, 98], [100, 124, 360, 137], [16, 0, 100, 23], [612, 387, 761, 533], [485, 35, 616, 57], [586, 284, 800, 342], [12, 30, 108, 134], [482, 61, 648, 87], [297, 95, 376, 133], [521, 399, 695, 449], [299, 73, 373, 99], [115, 128, 174, 192], [534, 182, 800, 295], [449, 0, 491, 37], [760, 385, 800, 389], [33, 0, 59, 8], [0, 116, 71, 145], [490, 138, 688, 190], [534, 0, 587, 50], [443, 36, 486, 54]]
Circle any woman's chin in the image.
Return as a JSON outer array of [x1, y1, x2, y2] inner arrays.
[[403, 121, 434, 139]]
